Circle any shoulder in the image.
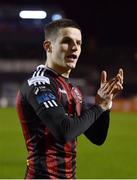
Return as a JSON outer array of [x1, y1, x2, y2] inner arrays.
[[20, 65, 58, 97], [28, 65, 50, 87]]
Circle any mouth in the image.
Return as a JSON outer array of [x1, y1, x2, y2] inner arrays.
[[66, 54, 77, 62]]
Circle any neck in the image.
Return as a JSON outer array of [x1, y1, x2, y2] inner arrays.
[[45, 61, 71, 78]]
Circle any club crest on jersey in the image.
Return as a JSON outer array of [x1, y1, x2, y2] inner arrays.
[[71, 87, 82, 103], [59, 88, 67, 95], [71, 87, 82, 116]]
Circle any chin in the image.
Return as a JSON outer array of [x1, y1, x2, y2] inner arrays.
[[66, 63, 76, 69]]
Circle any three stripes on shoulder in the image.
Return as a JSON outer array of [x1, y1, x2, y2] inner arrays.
[[28, 66, 50, 86]]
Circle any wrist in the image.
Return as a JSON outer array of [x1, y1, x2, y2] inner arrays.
[[98, 101, 112, 111]]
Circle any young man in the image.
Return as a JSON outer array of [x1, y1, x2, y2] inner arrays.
[[16, 18, 123, 179]]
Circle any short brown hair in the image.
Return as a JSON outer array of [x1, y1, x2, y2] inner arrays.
[[44, 18, 81, 40]]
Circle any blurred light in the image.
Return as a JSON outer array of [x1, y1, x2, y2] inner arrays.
[[51, 14, 62, 21], [19, 10, 47, 19], [0, 97, 8, 108]]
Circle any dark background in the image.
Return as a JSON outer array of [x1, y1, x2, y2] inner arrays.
[[1, 0, 136, 46], [0, 0, 137, 106]]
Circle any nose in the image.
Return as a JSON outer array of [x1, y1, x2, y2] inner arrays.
[[71, 42, 78, 51]]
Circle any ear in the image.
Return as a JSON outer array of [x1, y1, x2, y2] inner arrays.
[[43, 40, 52, 52]]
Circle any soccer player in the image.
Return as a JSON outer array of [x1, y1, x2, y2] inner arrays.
[[16, 18, 123, 179]]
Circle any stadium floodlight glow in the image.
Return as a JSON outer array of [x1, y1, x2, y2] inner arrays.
[[51, 14, 62, 21], [19, 10, 47, 19]]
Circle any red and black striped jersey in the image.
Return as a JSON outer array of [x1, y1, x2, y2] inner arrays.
[[16, 65, 110, 179]]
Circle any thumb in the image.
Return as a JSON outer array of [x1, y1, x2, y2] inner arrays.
[[100, 71, 107, 86]]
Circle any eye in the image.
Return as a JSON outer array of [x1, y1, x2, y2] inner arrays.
[[77, 41, 82, 46], [61, 37, 82, 46], [61, 37, 72, 44]]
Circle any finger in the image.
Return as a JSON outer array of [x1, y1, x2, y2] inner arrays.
[[106, 78, 122, 96], [116, 82, 123, 90], [118, 68, 123, 77], [109, 82, 123, 95], [103, 77, 118, 92], [118, 68, 124, 84], [116, 74, 123, 84], [108, 84, 118, 95], [100, 71, 107, 85]]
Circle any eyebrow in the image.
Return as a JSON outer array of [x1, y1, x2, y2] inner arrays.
[[61, 36, 82, 44]]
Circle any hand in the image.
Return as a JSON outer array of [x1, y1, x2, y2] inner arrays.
[[112, 68, 124, 98], [95, 68, 124, 111]]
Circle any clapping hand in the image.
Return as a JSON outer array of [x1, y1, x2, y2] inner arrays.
[[95, 68, 124, 111]]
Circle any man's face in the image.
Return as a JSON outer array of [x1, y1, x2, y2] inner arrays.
[[48, 27, 82, 70]]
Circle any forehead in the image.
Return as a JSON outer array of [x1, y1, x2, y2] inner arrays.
[[57, 27, 82, 41]]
